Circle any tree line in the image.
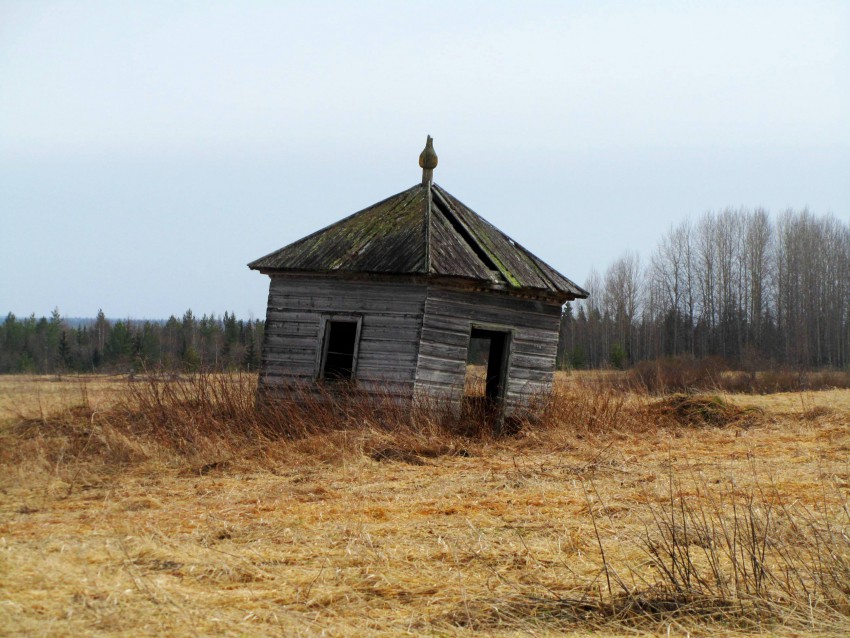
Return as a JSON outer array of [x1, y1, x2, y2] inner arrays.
[[0, 309, 264, 374], [558, 208, 850, 370], [4, 208, 847, 375]]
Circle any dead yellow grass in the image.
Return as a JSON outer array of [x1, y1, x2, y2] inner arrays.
[[1, 375, 849, 636], [722, 388, 850, 415], [0, 374, 126, 419]]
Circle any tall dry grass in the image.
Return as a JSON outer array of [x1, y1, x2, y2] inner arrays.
[[623, 357, 850, 395], [2, 372, 849, 635], [1, 372, 495, 481], [580, 474, 850, 632]]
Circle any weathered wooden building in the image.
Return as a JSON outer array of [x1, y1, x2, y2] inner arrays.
[[249, 137, 587, 420]]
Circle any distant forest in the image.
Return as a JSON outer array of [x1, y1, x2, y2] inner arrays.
[[559, 209, 850, 370], [3, 209, 848, 375], [0, 310, 264, 374]]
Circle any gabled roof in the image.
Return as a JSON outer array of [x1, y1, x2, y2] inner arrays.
[[248, 182, 588, 299]]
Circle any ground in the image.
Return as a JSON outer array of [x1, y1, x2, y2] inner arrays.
[[0, 374, 848, 636]]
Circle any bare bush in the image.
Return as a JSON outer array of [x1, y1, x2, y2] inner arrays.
[[627, 356, 728, 393], [625, 357, 850, 395]]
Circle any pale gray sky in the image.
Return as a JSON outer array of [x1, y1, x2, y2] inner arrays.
[[2, 1, 848, 318]]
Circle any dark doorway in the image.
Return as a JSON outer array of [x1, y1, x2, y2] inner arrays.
[[320, 320, 359, 380], [464, 328, 511, 424]]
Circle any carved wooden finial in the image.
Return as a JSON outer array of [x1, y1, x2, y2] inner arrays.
[[419, 135, 438, 185]]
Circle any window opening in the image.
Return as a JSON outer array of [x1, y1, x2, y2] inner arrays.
[[320, 320, 359, 381]]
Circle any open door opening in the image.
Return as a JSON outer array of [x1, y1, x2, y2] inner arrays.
[[464, 328, 511, 428]]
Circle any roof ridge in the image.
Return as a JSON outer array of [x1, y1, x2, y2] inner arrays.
[[433, 184, 588, 297], [423, 182, 432, 273], [430, 184, 505, 283]]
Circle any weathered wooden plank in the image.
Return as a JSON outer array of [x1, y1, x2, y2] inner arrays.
[[357, 358, 419, 373], [359, 335, 420, 350], [268, 285, 425, 301], [265, 359, 419, 378], [427, 288, 560, 311], [423, 310, 550, 327], [512, 346, 558, 362], [355, 357, 416, 375], [419, 326, 471, 348], [513, 338, 558, 355], [510, 353, 557, 371], [270, 277, 426, 295], [359, 361, 419, 376], [268, 279, 427, 311], [415, 354, 466, 374], [269, 297, 426, 316], [417, 340, 467, 360], [414, 379, 462, 395], [512, 330, 560, 346], [262, 373, 413, 389], [270, 276, 422, 290], [361, 315, 424, 330], [358, 344, 420, 360], [427, 286, 562, 316], [265, 311, 324, 324], [507, 367, 554, 382], [355, 384, 415, 398], [420, 314, 474, 333], [277, 288, 414, 302], [426, 291, 561, 319], [359, 328, 422, 343], [422, 316, 558, 344], [356, 360, 419, 373], [424, 303, 558, 332], [267, 316, 421, 338], [506, 378, 550, 394], [267, 309, 423, 327], [356, 370, 417, 383]]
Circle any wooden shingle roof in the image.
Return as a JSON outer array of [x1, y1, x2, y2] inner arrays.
[[248, 182, 588, 299]]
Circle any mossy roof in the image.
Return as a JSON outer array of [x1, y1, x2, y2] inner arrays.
[[248, 182, 587, 299]]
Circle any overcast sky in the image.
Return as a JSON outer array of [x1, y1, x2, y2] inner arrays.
[[2, 1, 848, 319]]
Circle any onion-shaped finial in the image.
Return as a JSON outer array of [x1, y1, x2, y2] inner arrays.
[[419, 135, 438, 184]]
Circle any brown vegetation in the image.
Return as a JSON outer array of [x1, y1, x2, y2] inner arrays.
[[626, 356, 850, 395], [1, 373, 849, 636]]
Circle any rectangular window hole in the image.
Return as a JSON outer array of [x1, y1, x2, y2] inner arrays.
[[321, 320, 359, 381]]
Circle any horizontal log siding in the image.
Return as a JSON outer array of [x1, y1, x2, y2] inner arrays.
[[414, 286, 562, 415], [259, 276, 426, 397]]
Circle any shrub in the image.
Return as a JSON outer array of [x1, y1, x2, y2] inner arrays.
[[626, 356, 728, 393]]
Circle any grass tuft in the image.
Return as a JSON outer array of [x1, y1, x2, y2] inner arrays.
[[648, 393, 763, 428]]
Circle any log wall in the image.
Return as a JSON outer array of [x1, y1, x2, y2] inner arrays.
[[414, 285, 562, 415], [258, 276, 563, 416], [259, 276, 427, 397]]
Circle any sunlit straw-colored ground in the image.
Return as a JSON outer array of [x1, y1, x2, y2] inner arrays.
[[1, 373, 849, 636]]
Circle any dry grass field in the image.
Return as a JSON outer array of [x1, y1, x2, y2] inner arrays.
[[1, 372, 849, 637]]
